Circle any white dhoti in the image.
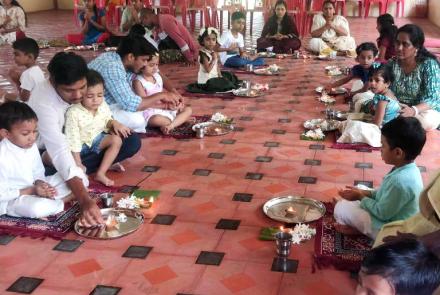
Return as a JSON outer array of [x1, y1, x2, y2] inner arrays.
[[350, 80, 375, 112], [309, 36, 356, 54], [334, 199, 378, 239], [109, 104, 147, 133], [6, 173, 71, 219], [415, 109, 440, 131], [337, 120, 381, 147]]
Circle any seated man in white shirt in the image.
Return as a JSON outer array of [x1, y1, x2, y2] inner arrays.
[[29, 52, 142, 227]]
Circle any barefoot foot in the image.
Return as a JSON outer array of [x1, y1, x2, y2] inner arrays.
[[95, 173, 115, 187]]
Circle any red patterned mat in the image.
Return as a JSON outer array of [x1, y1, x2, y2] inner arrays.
[[314, 202, 373, 272], [140, 115, 211, 139], [0, 201, 81, 240]]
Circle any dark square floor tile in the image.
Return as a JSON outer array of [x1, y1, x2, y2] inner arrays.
[[255, 156, 273, 163], [7, 277, 44, 294], [354, 162, 373, 169], [233, 126, 245, 132], [177, 138, 191, 142], [298, 176, 317, 184], [122, 246, 152, 259], [309, 144, 325, 150], [255, 98, 267, 103], [278, 118, 291, 123], [356, 148, 372, 153], [215, 219, 241, 230], [271, 257, 299, 273], [239, 116, 253, 121], [118, 185, 140, 193], [220, 139, 236, 144], [247, 107, 259, 112], [193, 169, 212, 176], [354, 180, 374, 188], [53, 239, 83, 252], [304, 159, 321, 166], [174, 189, 196, 198], [151, 214, 176, 225], [232, 193, 253, 202], [195, 251, 225, 266], [161, 150, 178, 156], [418, 166, 427, 173], [142, 165, 161, 173], [89, 285, 121, 295], [0, 234, 15, 245], [245, 172, 264, 180], [272, 129, 286, 134], [288, 99, 300, 104], [208, 153, 225, 159], [264, 141, 280, 147]]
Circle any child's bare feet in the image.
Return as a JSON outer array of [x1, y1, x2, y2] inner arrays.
[[95, 173, 115, 187], [109, 162, 125, 172], [161, 123, 175, 134], [334, 223, 362, 236]]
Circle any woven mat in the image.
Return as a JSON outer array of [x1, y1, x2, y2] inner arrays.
[[314, 202, 373, 272], [0, 201, 81, 240]]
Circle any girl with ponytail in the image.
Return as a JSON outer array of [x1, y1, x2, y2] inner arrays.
[[376, 13, 397, 61]]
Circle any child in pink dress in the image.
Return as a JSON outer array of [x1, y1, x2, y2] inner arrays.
[[132, 53, 192, 134]]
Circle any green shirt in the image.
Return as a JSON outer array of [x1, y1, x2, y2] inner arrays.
[[389, 58, 440, 112], [360, 162, 423, 230]]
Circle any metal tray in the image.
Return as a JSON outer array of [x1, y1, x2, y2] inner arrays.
[[253, 68, 280, 76], [303, 119, 340, 131], [74, 208, 144, 239], [315, 86, 347, 95], [232, 88, 264, 98], [263, 196, 326, 223], [192, 121, 234, 136]]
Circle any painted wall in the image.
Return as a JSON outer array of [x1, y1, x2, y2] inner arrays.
[[19, 0, 54, 12], [429, 0, 440, 27], [57, 0, 75, 10]]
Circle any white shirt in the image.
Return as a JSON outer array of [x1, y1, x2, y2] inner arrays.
[[219, 30, 244, 65], [20, 65, 45, 100], [0, 139, 45, 215], [29, 80, 87, 182], [135, 72, 163, 97]]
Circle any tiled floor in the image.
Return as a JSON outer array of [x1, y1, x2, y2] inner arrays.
[[1, 9, 440, 295]]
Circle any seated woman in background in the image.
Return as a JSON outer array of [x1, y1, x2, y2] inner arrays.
[[388, 24, 440, 131], [376, 13, 397, 62], [66, 0, 110, 45], [257, 0, 301, 54], [0, 0, 26, 45], [309, 0, 356, 56]]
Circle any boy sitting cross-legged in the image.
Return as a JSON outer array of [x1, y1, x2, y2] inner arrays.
[[334, 117, 426, 239]]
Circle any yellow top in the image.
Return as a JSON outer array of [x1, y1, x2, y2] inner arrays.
[[64, 102, 113, 153]]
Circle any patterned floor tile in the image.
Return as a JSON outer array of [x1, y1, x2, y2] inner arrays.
[[195, 251, 225, 266], [151, 214, 177, 225], [6, 277, 44, 294], [89, 285, 121, 295], [53, 239, 84, 253], [122, 246, 153, 259]]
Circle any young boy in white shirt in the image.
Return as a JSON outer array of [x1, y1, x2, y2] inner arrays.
[[6, 37, 45, 103], [0, 101, 71, 219], [218, 11, 265, 68]]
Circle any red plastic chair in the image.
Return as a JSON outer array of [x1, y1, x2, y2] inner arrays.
[[151, 0, 175, 15], [186, 0, 211, 32], [364, 0, 387, 18], [248, 0, 271, 36], [386, 0, 404, 17]]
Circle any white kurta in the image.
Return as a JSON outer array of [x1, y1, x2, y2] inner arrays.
[[309, 14, 356, 54], [0, 139, 69, 218]]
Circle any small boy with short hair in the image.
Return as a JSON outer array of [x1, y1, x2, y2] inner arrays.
[[6, 37, 45, 103], [0, 101, 70, 219], [64, 70, 131, 187], [218, 11, 264, 68], [357, 238, 440, 295], [326, 42, 380, 109], [334, 117, 426, 239]]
